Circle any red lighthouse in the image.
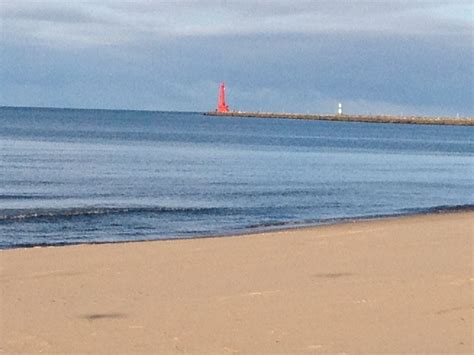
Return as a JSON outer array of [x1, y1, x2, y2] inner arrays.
[[217, 83, 230, 112]]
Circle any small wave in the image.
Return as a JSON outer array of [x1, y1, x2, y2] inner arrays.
[[0, 194, 60, 200], [0, 194, 37, 200], [398, 204, 474, 215], [0, 206, 239, 222], [245, 220, 294, 229], [244, 204, 474, 232]]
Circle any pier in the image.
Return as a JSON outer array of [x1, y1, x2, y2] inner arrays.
[[204, 111, 473, 126]]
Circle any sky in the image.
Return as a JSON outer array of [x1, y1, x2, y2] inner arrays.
[[1, 0, 473, 116]]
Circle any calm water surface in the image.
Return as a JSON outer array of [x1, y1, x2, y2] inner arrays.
[[1, 107, 472, 248]]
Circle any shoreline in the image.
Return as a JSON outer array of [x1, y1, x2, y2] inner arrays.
[[1, 211, 472, 353], [3, 203, 473, 250]]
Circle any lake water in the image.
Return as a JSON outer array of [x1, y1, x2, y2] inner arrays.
[[1, 106, 472, 248]]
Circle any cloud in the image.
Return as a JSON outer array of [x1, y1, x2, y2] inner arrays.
[[1, 0, 472, 46], [0, 1, 472, 115], [1, 2, 97, 24]]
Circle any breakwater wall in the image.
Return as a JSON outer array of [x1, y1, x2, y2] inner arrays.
[[204, 111, 473, 126]]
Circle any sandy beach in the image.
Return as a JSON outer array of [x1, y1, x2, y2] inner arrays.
[[1, 212, 472, 354]]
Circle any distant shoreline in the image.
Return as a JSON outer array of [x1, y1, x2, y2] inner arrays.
[[2, 106, 473, 124], [205, 111, 474, 126]]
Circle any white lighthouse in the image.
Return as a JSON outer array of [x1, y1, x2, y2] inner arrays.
[[337, 102, 343, 115]]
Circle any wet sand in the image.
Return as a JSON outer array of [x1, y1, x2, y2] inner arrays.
[[1, 212, 473, 353]]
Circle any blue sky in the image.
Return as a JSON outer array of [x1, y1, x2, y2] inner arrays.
[[1, 0, 473, 116]]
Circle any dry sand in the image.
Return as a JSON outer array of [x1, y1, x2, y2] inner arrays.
[[1, 212, 473, 354]]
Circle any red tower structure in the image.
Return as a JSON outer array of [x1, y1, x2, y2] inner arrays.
[[217, 83, 229, 112]]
